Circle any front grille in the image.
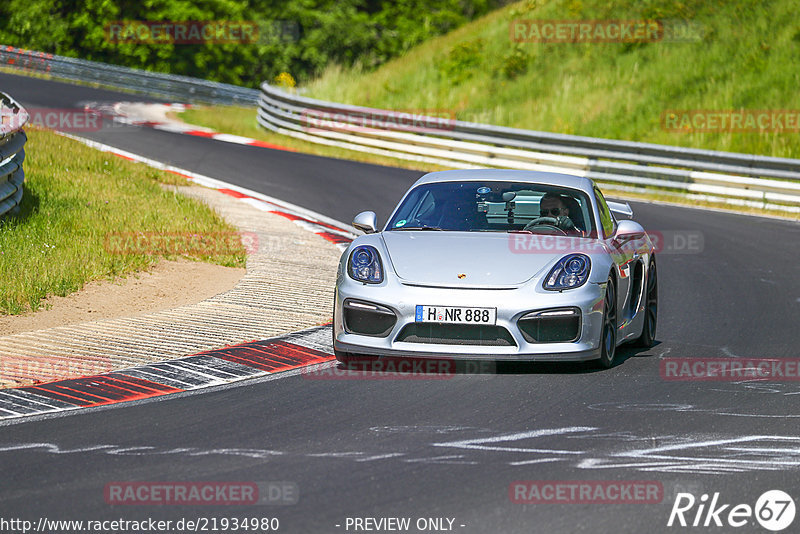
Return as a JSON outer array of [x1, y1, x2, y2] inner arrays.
[[396, 323, 516, 346], [517, 308, 581, 343]]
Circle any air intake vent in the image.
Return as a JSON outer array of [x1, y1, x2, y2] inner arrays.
[[343, 300, 396, 337], [397, 324, 516, 346], [517, 308, 581, 343]]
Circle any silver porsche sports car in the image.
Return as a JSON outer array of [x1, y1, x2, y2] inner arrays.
[[333, 169, 657, 368]]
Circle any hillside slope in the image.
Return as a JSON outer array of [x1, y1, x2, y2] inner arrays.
[[307, 0, 800, 158]]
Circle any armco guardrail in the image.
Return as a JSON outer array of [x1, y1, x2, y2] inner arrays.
[[0, 45, 258, 105], [0, 91, 28, 217], [257, 83, 800, 212]]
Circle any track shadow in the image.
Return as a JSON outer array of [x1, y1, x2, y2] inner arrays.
[[0, 185, 39, 225], [494, 340, 664, 374], [614, 340, 663, 365], [334, 340, 664, 377]]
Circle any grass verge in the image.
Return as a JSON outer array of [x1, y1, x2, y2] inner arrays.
[[0, 128, 246, 315]]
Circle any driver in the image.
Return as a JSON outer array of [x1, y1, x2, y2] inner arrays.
[[524, 193, 579, 234]]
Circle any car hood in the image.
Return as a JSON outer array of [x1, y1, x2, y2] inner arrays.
[[382, 231, 599, 288]]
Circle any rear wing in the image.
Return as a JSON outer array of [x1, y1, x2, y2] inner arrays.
[[607, 201, 633, 219]]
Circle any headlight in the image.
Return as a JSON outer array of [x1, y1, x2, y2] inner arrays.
[[544, 254, 591, 290], [348, 245, 384, 283]]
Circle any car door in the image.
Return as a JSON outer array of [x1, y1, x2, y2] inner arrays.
[[595, 187, 632, 318]]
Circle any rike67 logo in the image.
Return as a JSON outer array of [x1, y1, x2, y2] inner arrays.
[[668, 490, 795, 531]]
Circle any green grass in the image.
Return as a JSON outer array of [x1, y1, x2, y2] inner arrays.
[[0, 128, 246, 315], [306, 0, 800, 159]]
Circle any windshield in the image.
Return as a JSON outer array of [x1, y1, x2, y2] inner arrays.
[[386, 180, 595, 236]]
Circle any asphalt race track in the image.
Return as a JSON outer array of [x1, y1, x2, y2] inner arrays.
[[2, 71, 800, 533]]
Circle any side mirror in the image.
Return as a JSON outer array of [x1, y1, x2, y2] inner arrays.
[[352, 211, 378, 234], [613, 219, 645, 247]]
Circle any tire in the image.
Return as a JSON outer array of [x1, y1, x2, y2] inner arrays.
[[633, 259, 658, 347], [597, 276, 618, 369]]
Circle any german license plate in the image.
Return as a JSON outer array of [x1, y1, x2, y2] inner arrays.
[[415, 305, 496, 325]]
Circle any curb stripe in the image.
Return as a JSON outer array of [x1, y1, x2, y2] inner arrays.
[[268, 210, 351, 233], [0, 398, 40, 415], [249, 140, 295, 150], [119, 368, 201, 390], [83, 101, 295, 152], [217, 188, 249, 199], [0, 327, 336, 422], [267, 210, 354, 248], [78, 376, 164, 397], [316, 231, 356, 245], [104, 373, 188, 400], [174, 356, 263, 379], [17, 376, 184, 408], [105, 373, 187, 394], [0, 390, 77, 410], [21, 385, 116, 406], [211, 341, 331, 373], [184, 130, 215, 138]]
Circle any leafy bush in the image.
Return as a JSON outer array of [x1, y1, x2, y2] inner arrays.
[[0, 0, 505, 87], [438, 38, 485, 84], [499, 45, 528, 79]]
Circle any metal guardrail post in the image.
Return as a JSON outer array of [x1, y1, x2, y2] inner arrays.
[[257, 82, 800, 212], [0, 45, 259, 106]]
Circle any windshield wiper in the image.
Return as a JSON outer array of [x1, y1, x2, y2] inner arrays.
[[507, 229, 533, 234], [393, 225, 444, 231]]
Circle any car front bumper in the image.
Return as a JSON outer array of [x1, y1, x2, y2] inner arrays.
[[333, 276, 606, 362]]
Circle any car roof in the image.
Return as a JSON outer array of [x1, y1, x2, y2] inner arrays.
[[411, 169, 596, 194]]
